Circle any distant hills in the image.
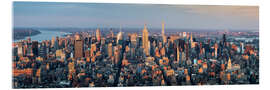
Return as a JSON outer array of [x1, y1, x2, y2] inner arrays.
[[13, 28, 41, 40]]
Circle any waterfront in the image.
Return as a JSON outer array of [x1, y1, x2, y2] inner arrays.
[[14, 30, 71, 42]]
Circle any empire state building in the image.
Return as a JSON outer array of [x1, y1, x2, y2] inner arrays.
[[142, 24, 150, 56]]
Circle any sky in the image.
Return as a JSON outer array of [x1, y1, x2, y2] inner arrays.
[[13, 2, 259, 31]]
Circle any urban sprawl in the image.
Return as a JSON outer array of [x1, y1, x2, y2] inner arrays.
[[12, 23, 259, 88]]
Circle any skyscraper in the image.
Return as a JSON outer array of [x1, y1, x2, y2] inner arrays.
[[227, 57, 232, 70], [39, 42, 47, 58], [54, 36, 59, 50], [117, 31, 123, 44], [32, 41, 39, 57], [90, 43, 96, 57], [190, 33, 195, 48], [223, 34, 226, 47], [51, 37, 55, 48], [162, 22, 167, 43], [130, 33, 137, 47], [110, 29, 114, 38], [183, 32, 187, 38], [142, 24, 150, 56], [108, 43, 113, 57], [17, 42, 24, 57], [190, 33, 193, 43], [114, 46, 120, 64], [177, 46, 180, 62], [96, 28, 101, 42], [214, 43, 218, 58], [74, 34, 84, 59]]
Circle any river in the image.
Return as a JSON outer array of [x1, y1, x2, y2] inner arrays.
[[14, 30, 71, 42]]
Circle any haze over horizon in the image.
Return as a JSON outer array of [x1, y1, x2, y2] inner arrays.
[[13, 2, 259, 31]]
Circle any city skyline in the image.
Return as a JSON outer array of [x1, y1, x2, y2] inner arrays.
[[13, 2, 259, 31], [11, 1, 260, 88], [12, 24, 260, 88]]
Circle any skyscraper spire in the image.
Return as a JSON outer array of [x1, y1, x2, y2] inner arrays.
[[144, 24, 147, 30], [227, 57, 232, 70], [142, 24, 149, 56]]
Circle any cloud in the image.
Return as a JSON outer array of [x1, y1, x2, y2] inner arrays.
[[181, 5, 258, 19], [13, 2, 259, 30]]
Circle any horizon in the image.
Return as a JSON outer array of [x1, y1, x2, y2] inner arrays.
[[13, 27, 258, 32]]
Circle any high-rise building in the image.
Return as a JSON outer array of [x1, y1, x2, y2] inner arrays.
[[110, 28, 114, 38], [56, 49, 63, 59], [108, 43, 113, 57], [27, 37, 31, 44], [74, 34, 84, 59], [142, 24, 150, 56], [55, 36, 59, 50], [39, 42, 47, 58], [162, 22, 167, 43], [96, 28, 101, 42], [51, 37, 55, 48], [68, 62, 75, 80], [117, 31, 123, 44], [190, 33, 193, 42], [90, 43, 97, 57], [130, 33, 137, 47], [177, 46, 180, 62], [32, 41, 39, 57], [214, 43, 218, 58], [227, 57, 232, 70], [183, 32, 187, 38], [17, 42, 24, 57], [85, 49, 90, 58], [185, 43, 189, 60], [240, 42, 244, 54], [114, 46, 120, 64], [223, 34, 226, 47]]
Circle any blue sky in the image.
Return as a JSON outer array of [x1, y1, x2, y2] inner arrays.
[[13, 2, 259, 30]]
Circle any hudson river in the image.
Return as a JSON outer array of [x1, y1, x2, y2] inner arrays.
[[14, 30, 71, 42]]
